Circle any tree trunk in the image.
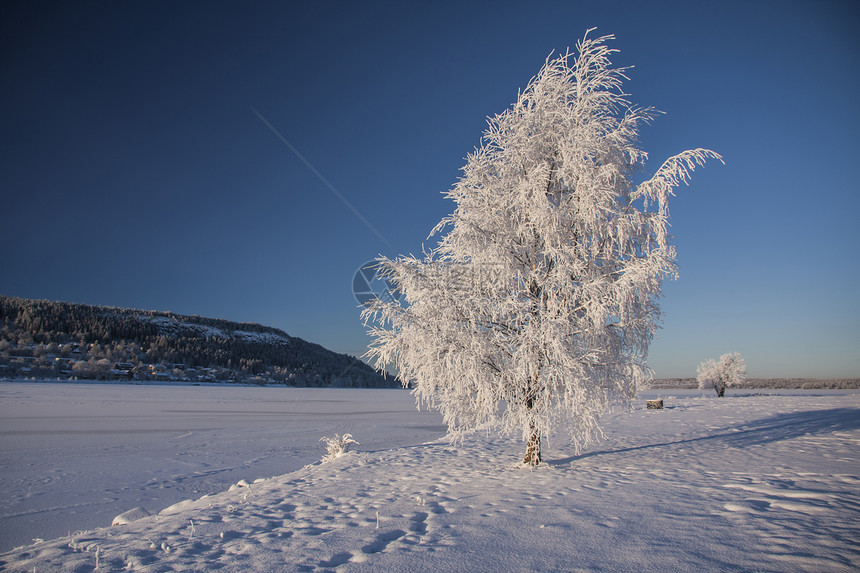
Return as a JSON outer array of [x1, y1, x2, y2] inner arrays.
[[523, 425, 541, 466], [523, 369, 542, 466]]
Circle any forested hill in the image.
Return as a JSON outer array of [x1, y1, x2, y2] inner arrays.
[[0, 296, 395, 387]]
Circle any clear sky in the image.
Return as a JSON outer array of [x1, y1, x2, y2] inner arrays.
[[1, 0, 858, 378]]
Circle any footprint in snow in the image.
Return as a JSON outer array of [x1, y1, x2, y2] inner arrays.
[[722, 499, 771, 513], [318, 551, 353, 568], [409, 512, 429, 535], [361, 529, 406, 554], [297, 526, 331, 536], [426, 500, 449, 514]]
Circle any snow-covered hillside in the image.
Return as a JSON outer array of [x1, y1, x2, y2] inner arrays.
[[139, 315, 291, 345], [0, 296, 393, 387], [1, 383, 858, 571]]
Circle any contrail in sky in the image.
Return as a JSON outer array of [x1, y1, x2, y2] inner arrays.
[[251, 106, 394, 252]]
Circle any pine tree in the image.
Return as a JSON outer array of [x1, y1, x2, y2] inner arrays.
[[363, 31, 721, 465]]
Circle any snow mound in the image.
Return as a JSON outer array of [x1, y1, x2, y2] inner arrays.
[[159, 499, 197, 516], [228, 479, 252, 491], [111, 507, 150, 526]]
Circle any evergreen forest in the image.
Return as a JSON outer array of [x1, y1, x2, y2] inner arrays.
[[0, 296, 395, 387]]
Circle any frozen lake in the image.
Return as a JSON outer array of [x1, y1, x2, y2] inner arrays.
[[0, 381, 445, 552]]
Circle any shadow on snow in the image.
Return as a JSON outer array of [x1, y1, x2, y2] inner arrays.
[[550, 407, 860, 466]]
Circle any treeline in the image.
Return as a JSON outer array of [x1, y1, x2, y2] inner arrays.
[[0, 296, 396, 388], [650, 378, 860, 390]]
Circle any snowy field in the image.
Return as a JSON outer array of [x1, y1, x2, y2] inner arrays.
[[1, 382, 859, 571], [0, 382, 446, 553]]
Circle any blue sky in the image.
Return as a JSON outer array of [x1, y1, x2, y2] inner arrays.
[[1, 0, 858, 378]]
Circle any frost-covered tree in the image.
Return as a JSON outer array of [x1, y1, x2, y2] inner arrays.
[[697, 352, 746, 397], [362, 31, 721, 465]]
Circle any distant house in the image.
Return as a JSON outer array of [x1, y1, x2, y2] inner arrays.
[[113, 362, 135, 378]]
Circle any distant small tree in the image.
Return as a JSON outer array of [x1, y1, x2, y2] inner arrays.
[[697, 352, 746, 397], [363, 31, 721, 465], [72, 358, 113, 380]]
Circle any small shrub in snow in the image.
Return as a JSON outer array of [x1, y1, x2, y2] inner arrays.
[[320, 433, 359, 462], [697, 352, 746, 397]]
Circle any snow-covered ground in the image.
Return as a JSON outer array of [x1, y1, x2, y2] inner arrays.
[[1, 382, 858, 571], [0, 382, 445, 553]]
